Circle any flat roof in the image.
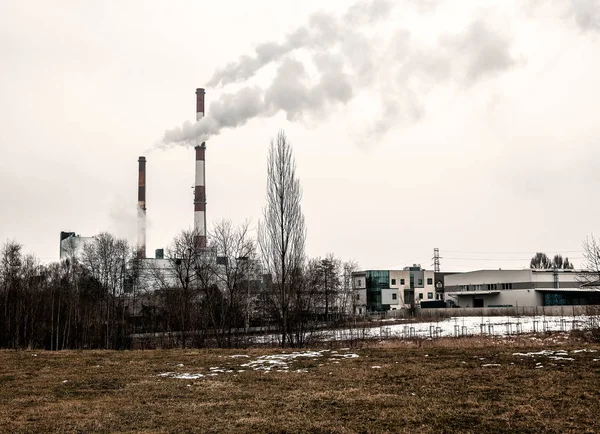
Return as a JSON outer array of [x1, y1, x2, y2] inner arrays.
[[445, 290, 501, 296], [535, 288, 600, 292]]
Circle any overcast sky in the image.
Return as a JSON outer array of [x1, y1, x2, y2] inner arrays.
[[1, 0, 599, 271]]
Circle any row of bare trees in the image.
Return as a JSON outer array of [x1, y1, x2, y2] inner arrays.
[[0, 131, 357, 349], [0, 233, 134, 350], [0, 228, 356, 350], [0, 129, 364, 350]]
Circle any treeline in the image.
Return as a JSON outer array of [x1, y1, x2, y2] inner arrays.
[[0, 229, 356, 350], [1, 130, 359, 350]]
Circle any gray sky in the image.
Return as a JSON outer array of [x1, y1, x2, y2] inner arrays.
[[1, 0, 599, 271]]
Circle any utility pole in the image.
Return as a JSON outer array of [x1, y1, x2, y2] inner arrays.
[[433, 248, 441, 273]]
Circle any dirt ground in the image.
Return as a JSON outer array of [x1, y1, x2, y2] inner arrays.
[[1, 334, 599, 433]]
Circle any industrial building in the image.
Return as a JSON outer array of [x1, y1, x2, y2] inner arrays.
[[444, 269, 600, 307], [353, 265, 445, 314], [59, 231, 95, 260], [60, 87, 210, 291]]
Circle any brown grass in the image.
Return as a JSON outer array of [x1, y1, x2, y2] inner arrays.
[[1, 334, 599, 433]]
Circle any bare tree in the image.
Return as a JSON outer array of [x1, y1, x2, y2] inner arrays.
[[530, 252, 552, 269], [340, 260, 359, 316], [580, 235, 600, 286], [311, 254, 342, 320], [258, 130, 306, 348], [161, 228, 213, 347], [81, 232, 131, 349], [552, 254, 574, 270], [530, 252, 575, 270], [210, 219, 257, 347]]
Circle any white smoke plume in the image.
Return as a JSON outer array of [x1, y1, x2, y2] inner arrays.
[[162, 0, 518, 146], [568, 0, 600, 31]]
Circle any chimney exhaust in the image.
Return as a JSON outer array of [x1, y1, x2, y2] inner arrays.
[[137, 156, 147, 258], [194, 88, 207, 247]]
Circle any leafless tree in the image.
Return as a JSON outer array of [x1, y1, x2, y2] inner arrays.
[[81, 232, 132, 349], [530, 252, 552, 269], [340, 260, 359, 316], [160, 228, 214, 347], [580, 235, 600, 286], [310, 254, 342, 320], [209, 219, 257, 347], [258, 130, 306, 347]]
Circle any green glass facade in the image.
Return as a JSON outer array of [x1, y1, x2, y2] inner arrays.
[[366, 270, 389, 311]]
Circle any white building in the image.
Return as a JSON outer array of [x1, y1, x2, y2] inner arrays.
[[353, 265, 441, 313], [59, 231, 95, 260], [444, 269, 600, 307]]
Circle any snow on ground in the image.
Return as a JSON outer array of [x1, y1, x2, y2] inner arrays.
[[356, 315, 592, 340], [250, 315, 596, 344], [157, 349, 361, 380], [158, 372, 205, 380]]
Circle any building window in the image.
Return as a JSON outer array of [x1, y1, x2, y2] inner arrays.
[[419, 293, 423, 300], [501, 283, 513, 290], [358, 279, 362, 286], [418, 279, 423, 286], [487, 284, 496, 290], [400, 279, 405, 285], [392, 293, 397, 300], [356, 294, 360, 300], [427, 278, 433, 285], [427, 292, 433, 299], [391, 279, 396, 285]]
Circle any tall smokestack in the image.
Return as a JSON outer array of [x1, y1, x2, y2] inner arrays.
[[137, 156, 147, 258], [194, 88, 207, 247]]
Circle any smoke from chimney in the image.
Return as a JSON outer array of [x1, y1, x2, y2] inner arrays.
[[137, 156, 147, 258], [161, 0, 393, 146], [161, 0, 518, 146]]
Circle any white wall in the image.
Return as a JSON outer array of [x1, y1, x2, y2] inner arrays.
[[415, 270, 436, 303], [382, 288, 399, 308], [445, 270, 533, 287], [454, 289, 541, 307]]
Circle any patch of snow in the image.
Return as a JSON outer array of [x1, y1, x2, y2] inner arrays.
[[482, 364, 501, 367], [230, 355, 250, 358], [330, 353, 359, 359], [176, 363, 184, 367], [513, 350, 556, 357], [573, 349, 598, 353], [371, 366, 382, 369], [548, 356, 574, 361], [158, 372, 205, 380]]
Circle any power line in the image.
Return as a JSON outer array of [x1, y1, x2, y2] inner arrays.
[[444, 256, 585, 261], [443, 249, 582, 255]]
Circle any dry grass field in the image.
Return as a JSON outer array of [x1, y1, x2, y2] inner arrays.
[[1, 335, 599, 433]]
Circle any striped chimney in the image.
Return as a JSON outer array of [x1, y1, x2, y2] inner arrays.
[[137, 156, 147, 258], [194, 88, 207, 247]]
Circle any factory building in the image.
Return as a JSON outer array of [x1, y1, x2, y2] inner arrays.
[[353, 265, 445, 314], [59, 231, 95, 260], [444, 269, 600, 307]]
